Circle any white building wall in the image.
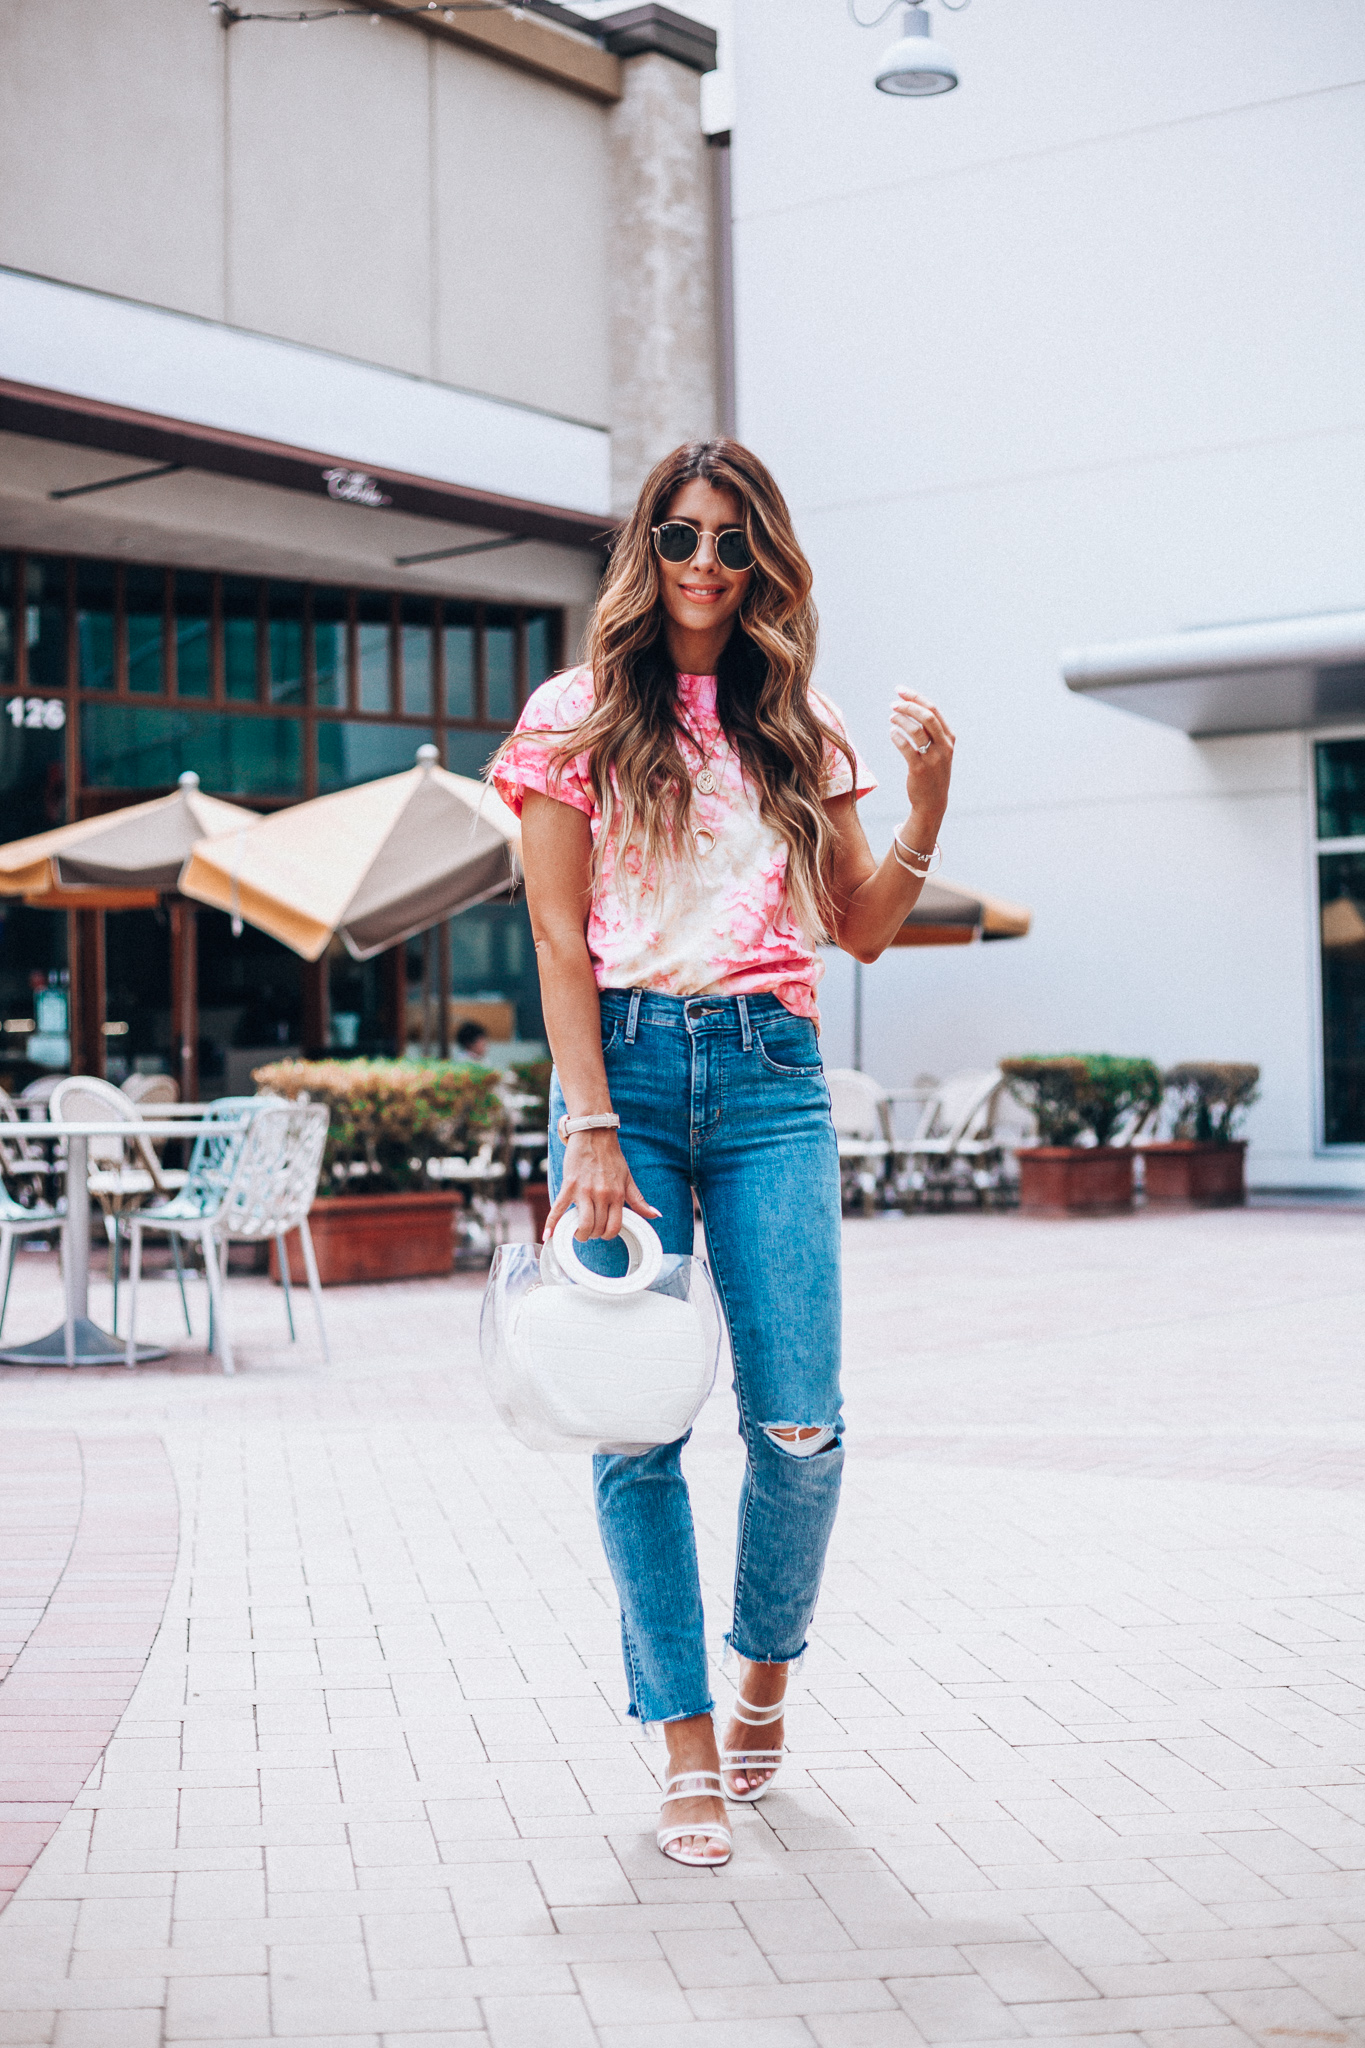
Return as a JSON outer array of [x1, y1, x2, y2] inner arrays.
[[730, 0, 1365, 1186]]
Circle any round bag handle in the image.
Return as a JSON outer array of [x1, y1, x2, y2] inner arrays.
[[551, 1205, 664, 1297]]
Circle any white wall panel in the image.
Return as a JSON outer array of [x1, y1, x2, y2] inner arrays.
[[733, 0, 1365, 1182], [226, 18, 432, 378], [0, 0, 225, 318]]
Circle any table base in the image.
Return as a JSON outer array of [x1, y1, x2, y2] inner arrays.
[[0, 1317, 168, 1367]]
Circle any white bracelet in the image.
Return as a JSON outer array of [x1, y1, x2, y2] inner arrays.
[[893, 832, 940, 876], [557, 1112, 621, 1143]]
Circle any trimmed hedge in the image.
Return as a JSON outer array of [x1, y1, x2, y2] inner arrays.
[[1164, 1062, 1260, 1144], [252, 1057, 502, 1195], [1001, 1054, 1163, 1147]]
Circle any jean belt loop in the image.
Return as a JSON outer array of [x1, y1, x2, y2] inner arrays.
[[625, 989, 642, 1045], [736, 994, 752, 1051]]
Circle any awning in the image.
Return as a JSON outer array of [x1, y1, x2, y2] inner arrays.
[[0, 266, 613, 552], [890, 877, 1032, 948], [1062, 609, 1365, 737]]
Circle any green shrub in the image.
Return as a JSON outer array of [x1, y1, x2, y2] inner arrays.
[[1164, 1062, 1260, 1144], [512, 1057, 553, 1129], [1001, 1054, 1163, 1147], [252, 1057, 502, 1195]]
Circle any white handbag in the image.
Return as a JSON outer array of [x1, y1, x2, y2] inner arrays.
[[481, 1207, 721, 1456]]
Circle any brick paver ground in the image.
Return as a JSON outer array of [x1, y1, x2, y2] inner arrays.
[[0, 1201, 1364, 2047]]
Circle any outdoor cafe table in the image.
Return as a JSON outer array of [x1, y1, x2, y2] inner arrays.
[[0, 1113, 247, 1367]]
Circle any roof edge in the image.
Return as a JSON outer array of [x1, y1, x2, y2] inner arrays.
[[1063, 609, 1365, 691]]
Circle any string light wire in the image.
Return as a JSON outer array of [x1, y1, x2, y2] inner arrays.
[[210, 1, 514, 25], [846, 0, 969, 22]]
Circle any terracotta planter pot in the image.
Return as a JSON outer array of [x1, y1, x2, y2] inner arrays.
[[269, 1190, 462, 1287], [525, 1181, 552, 1245], [1137, 1140, 1247, 1207], [1016, 1146, 1135, 1214]]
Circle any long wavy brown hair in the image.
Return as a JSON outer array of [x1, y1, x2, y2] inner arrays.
[[495, 438, 854, 939]]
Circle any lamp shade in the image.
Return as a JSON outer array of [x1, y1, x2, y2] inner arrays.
[[875, 5, 958, 95]]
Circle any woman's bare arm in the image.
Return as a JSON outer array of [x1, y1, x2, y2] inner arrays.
[[519, 788, 659, 1242], [824, 689, 955, 964]]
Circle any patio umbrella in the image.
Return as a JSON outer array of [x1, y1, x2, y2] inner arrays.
[[890, 876, 1031, 947], [0, 773, 259, 897], [179, 745, 521, 962], [0, 773, 263, 1093]]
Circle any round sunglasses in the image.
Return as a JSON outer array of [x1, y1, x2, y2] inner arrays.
[[651, 520, 755, 572]]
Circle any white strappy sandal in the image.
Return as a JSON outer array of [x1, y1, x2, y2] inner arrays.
[[721, 1688, 786, 1802], [656, 1769, 733, 1867]]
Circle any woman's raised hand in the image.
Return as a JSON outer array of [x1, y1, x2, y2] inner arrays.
[[545, 1130, 661, 1244], [889, 688, 955, 812]]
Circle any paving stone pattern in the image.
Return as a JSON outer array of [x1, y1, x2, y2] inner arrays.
[[0, 1203, 1363, 2047]]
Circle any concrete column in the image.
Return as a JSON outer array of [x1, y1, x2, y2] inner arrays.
[[606, 48, 720, 515]]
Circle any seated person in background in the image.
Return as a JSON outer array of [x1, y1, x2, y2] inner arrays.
[[454, 1020, 489, 1064]]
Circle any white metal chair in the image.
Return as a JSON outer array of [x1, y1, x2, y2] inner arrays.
[[0, 1086, 57, 1202], [905, 1068, 1008, 1205], [825, 1068, 902, 1211], [0, 1180, 64, 1339], [125, 1100, 329, 1373], [49, 1074, 190, 1331], [121, 1072, 180, 1108], [18, 1075, 62, 1114]]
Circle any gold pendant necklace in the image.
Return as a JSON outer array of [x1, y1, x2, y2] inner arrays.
[[692, 730, 726, 798]]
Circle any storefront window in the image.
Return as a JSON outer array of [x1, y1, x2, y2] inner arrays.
[[485, 608, 517, 723], [444, 606, 475, 719], [1317, 739, 1365, 1147], [449, 902, 544, 1046], [400, 599, 434, 717], [0, 706, 67, 839], [268, 582, 305, 706], [26, 557, 68, 690], [1318, 737, 1365, 840], [76, 559, 116, 691], [222, 577, 260, 702], [1, 551, 561, 1076], [526, 609, 554, 697], [124, 565, 165, 695], [357, 592, 391, 713], [0, 556, 15, 685], [445, 728, 499, 779], [84, 705, 301, 795], [174, 571, 213, 699], [313, 588, 348, 709], [317, 720, 432, 792]]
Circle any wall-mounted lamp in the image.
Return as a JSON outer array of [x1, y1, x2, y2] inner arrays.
[[874, 4, 958, 95]]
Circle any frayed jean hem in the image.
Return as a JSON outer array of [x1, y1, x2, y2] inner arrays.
[[723, 1632, 808, 1672], [626, 1696, 716, 1729]]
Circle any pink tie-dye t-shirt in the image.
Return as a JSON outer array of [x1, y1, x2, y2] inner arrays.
[[490, 667, 877, 1023]]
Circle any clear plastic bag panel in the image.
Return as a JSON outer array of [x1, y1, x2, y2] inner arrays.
[[480, 1232, 723, 1456]]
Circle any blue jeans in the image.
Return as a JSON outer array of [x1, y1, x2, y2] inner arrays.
[[548, 988, 844, 1725]]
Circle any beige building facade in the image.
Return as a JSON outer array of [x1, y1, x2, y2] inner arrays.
[[0, 0, 723, 1082]]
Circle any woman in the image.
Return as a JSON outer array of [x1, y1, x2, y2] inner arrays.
[[491, 438, 953, 1866]]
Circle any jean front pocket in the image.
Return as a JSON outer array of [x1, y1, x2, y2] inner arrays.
[[755, 1019, 823, 1078], [601, 1020, 621, 1052]]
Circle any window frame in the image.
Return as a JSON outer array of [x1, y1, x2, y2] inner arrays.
[[0, 547, 562, 818], [1308, 722, 1365, 1156]]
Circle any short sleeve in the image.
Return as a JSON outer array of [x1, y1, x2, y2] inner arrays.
[[488, 667, 597, 820], [810, 687, 878, 801]]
